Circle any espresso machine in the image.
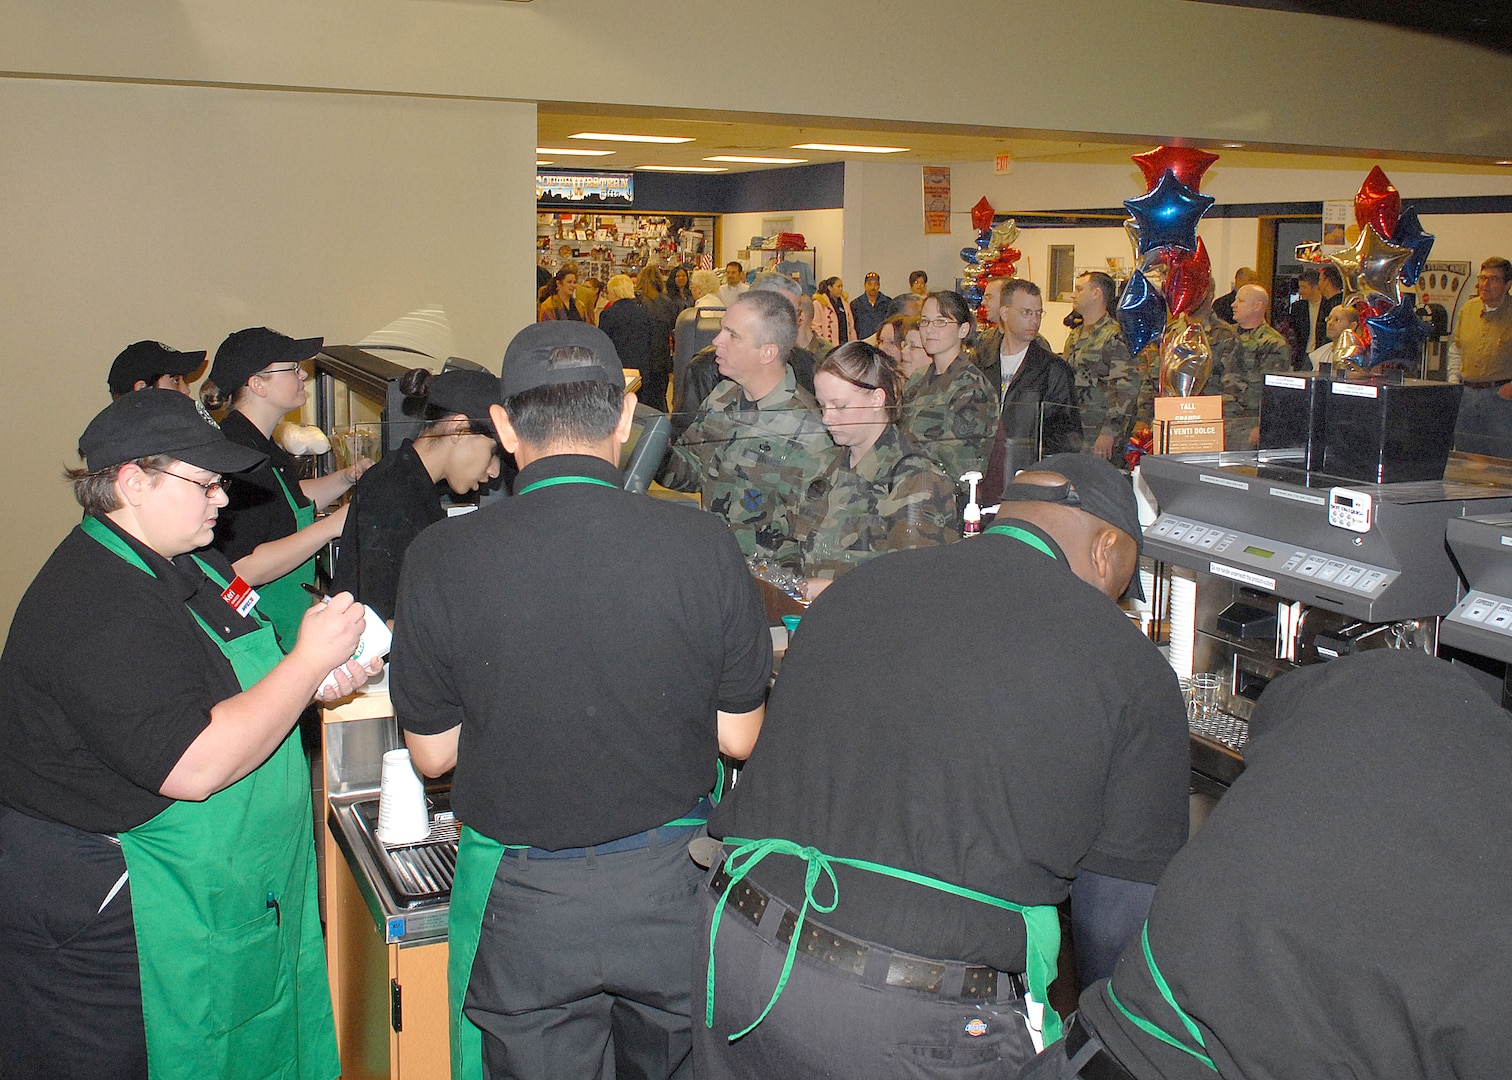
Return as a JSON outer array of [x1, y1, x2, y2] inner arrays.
[[1141, 448, 1512, 796]]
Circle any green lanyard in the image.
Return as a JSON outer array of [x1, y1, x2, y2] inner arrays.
[[983, 523, 1058, 560], [516, 474, 618, 496], [706, 837, 1062, 1045], [1106, 922, 1217, 1071]]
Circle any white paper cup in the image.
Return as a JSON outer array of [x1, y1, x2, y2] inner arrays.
[[376, 748, 430, 845]]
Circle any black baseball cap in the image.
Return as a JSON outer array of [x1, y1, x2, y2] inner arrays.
[[427, 369, 504, 421], [209, 327, 323, 394], [500, 322, 625, 399], [107, 340, 207, 397], [999, 452, 1145, 597], [78, 388, 268, 474]]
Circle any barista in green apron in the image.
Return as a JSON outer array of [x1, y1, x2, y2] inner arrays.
[[206, 327, 369, 649], [0, 390, 381, 1080]]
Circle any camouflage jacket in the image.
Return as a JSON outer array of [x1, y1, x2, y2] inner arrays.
[[1216, 322, 1289, 444], [1065, 315, 1141, 447], [899, 354, 999, 483], [789, 424, 959, 579], [659, 365, 833, 560]]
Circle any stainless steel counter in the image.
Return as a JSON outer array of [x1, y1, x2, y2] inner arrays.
[[328, 787, 455, 945]]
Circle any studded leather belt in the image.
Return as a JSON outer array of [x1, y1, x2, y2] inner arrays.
[[709, 862, 1025, 1001]]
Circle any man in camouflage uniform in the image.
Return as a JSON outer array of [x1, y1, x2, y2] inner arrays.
[[1065, 272, 1142, 463], [789, 423, 958, 589], [659, 290, 832, 561], [1219, 282, 1290, 448]]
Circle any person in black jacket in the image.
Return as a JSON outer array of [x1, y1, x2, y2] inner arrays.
[[598, 274, 653, 391], [980, 280, 1081, 502], [636, 266, 680, 411]]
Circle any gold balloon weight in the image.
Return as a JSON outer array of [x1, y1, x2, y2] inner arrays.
[[1159, 316, 1213, 397]]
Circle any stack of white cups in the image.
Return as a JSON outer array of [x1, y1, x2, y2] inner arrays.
[[1167, 569, 1198, 682], [376, 748, 430, 846]]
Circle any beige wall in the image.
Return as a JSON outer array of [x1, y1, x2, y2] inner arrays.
[[4, 0, 1509, 157], [0, 77, 535, 629]]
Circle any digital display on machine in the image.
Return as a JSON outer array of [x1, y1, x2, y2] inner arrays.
[[1243, 545, 1275, 559]]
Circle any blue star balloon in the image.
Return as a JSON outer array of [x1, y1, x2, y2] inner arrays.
[[1123, 169, 1215, 255], [1365, 300, 1430, 369], [960, 247, 980, 265], [1390, 206, 1435, 287], [1117, 269, 1167, 355]]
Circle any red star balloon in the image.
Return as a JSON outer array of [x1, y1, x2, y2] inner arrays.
[[1132, 146, 1220, 192], [1163, 238, 1212, 316], [1354, 166, 1401, 239], [971, 197, 996, 233]]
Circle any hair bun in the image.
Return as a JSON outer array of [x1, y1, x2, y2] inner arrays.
[[398, 367, 432, 400]]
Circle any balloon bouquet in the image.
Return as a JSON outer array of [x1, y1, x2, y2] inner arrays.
[[959, 196, 1022, 323], [1115, 147, 1223, 467], [1295, 166, 1434, 376]]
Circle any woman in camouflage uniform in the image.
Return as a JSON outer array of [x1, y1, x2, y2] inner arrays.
[[900, 291, 999, 483], [793, 341, 959, 600]]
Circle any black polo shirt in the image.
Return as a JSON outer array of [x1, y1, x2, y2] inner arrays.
[[392, 453, 772, 850], [708, 520, 1189, 973], [0, 516, 256, 832], [330, 439, 444, 620], [1079, 650, 1512, 1079], [212, 409, 313, 563]]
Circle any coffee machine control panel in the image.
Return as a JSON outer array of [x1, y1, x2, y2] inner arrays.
[[1147, 513, 1399, 599]]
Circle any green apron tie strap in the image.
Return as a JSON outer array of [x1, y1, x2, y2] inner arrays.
[[1106, 922, 1217, 1071], [516, 474, 618, 496], [983, 523, 1059, 560], [705, 837, 1062, 1044]]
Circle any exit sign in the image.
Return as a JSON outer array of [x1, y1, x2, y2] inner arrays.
[[994, 154, 1014, 175]]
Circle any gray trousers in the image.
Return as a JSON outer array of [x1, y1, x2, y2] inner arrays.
[[464, 832, 704, 1080]]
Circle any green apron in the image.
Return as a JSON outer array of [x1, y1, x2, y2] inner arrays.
[[81, 516, 340, 1080], [704, 838, 1064, 1046], [445, 471, 717, 1080], [257, 468, 318, 651], [1105, 922, 1217, 1070]]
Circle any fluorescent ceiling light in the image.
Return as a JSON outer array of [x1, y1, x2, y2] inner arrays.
[[570, 132, 694, 144], [704, 155, 809, 164], [1220, 142, 1246, 149], [536, 160, 553, 165], [792, 142, 909, 154], [636, 165, 727, 173], [1495, 159, 1512, 166], [536, 146, 615, 157]]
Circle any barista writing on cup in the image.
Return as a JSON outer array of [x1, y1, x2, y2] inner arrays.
[[0, 389, 381, 1080], [206, 327, 370, 647]]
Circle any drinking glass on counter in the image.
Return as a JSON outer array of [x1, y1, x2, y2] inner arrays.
[[1188, 672, 1221, 724]]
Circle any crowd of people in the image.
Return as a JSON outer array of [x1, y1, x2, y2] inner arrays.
[[1, 248, 1509, 1080]]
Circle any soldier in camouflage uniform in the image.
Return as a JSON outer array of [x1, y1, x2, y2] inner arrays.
[[1065, 271, 1142, 462], [659, 290, 832, 562], [900, 291, 999, 483], [792, 341, 958, 599], [1217, 283, 1290, 448]]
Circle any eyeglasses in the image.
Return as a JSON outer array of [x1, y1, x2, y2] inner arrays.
[[919, 317, 960, 328], [1010, 308, 1045, 319], [161, 471, 225, 497], [255, 364, 304, 379]]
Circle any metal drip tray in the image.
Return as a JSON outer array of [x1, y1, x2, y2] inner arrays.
[[353, 792, 459, 907]]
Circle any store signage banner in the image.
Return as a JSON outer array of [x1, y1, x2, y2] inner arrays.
[[923, 166, 951, 235], [537, 172, 634, 205]]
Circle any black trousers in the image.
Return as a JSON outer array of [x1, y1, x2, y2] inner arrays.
[[464, 830, 704, 1080], [693, 872, 1039, 1080], [0, 806, 147, 1080]]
